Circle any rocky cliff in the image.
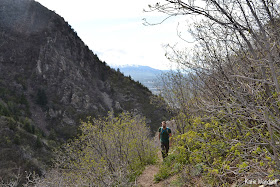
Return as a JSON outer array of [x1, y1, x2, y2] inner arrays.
[[0, 0, 170, 182]]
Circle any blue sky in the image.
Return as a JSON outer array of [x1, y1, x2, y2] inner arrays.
[[35, 0, 192, 70]]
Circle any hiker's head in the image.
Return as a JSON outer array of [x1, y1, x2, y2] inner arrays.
[[161, 121, 166, 128]]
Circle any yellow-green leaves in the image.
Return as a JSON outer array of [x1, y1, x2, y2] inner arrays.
[[168, 112, 280, 186], [55, 112, 157, 186], [211, 169, 219, 175], [239, 162, 248, 169]]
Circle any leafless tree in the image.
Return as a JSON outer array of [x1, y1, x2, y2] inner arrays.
[[148, 0, 280, 184]]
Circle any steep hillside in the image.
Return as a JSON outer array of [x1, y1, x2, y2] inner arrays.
[[0, 0, 170, 182]]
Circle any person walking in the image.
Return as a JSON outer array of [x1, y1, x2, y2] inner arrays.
[[158, 121, 171, 159]]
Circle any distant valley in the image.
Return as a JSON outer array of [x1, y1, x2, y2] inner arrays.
[[113, 65, 168, 94]]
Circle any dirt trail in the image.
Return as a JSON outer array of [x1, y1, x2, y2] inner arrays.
[[137, 151, 176, 187], [137, 164, 161, 187]]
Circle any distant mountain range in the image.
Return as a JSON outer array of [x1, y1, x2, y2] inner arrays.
[[113, 65, 169, 94]]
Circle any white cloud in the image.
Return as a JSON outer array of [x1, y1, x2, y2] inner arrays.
[[35, 0, 192, 70], [36, 0, 159, 21]]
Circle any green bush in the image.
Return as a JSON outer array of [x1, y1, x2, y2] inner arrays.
[[154, 152, 180, 182], [54, 112, 157, 186], [164, 115, 280, 186]]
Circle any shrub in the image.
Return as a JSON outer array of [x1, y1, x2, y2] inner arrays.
[[53, 112, 157, 186]]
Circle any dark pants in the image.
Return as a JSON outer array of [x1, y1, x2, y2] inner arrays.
[[161, 141, 169, 159]]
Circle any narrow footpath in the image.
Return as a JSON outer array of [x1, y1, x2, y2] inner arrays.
[[137, 151, 177, 187], [137, 164, 161, 187]]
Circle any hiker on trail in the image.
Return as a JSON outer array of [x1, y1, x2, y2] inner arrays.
[[158, 121, 171, 159]]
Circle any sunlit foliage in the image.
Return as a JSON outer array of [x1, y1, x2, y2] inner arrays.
[[51, 112, 157, 186]]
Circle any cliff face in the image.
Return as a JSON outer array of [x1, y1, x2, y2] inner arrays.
[[0, 0, 169, 133], [0, 0, 170, 181]]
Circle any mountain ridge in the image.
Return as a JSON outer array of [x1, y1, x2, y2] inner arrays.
[[0, 0, 170, 182]]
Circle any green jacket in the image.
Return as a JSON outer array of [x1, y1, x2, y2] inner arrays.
[[159, 127, 171, 143]]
